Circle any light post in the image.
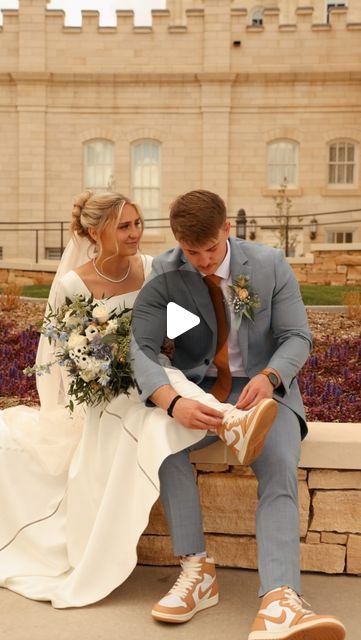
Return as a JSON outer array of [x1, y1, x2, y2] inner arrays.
[[310, 217, 318, 241], [236, 209, 247, 239], [249, 218, 257, 240]]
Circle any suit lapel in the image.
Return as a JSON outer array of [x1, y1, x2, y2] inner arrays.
[[178, 240, 252, 370], [229, 238, 251, 371], [179, 258, 217, 335]]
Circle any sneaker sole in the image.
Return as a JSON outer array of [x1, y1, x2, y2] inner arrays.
[[238, 399, 278, 465], [151, 593, 219, 623], [248, 618, 346, 640]]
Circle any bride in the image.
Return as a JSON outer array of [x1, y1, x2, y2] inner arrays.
[[0, 191, 272, 609]]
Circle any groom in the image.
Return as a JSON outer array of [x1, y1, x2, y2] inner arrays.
[[131, 190, 345, 640]]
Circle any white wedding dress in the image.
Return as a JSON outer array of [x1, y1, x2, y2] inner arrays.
[[0, 254, 223, 608]]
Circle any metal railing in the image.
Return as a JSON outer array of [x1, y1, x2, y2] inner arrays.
[[0, 220, 68, 263], [0, 210, 360, 262]]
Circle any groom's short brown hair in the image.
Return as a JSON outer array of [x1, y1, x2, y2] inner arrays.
[[169, 190, 227, 245]]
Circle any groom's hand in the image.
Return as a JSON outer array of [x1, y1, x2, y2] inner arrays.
[[236, 374, 274, 410], [150, 384, 223, 430], [173, 399, 224, 431]]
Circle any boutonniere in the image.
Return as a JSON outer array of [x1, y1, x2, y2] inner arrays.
[[227, 275, 260, 324]]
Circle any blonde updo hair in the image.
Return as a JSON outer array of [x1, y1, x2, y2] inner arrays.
[[70, 190, 144, 263]]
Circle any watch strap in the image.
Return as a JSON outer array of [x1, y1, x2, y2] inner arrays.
[[260, 368, 280, 388], [167, 395, 182, 417]]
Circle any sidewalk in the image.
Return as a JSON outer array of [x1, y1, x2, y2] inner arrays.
[[1, 566, 360, 640]]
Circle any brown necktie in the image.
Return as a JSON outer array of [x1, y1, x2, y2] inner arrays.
[[203, 274, 232, 401]]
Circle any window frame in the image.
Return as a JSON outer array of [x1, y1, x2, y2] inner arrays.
[[326, 1, 347, 23], [83, 138, 114, 193], [325, 229, 354, 244], [250, 6, 264, 27], [267, 139, 299, 189], [327, 139, 357, 188], [131, 139, 161, 222], [45, 247, 62, 260]]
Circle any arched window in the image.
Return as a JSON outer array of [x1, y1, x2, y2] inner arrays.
[[131, 141, 161, 219], [267, 140, 298, 188], [328, 140, 356, 185], [83, 139, 114, 192], [251, 7, 264, 26]]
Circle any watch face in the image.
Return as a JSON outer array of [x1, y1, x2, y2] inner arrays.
[[268, 372, 278, 387]]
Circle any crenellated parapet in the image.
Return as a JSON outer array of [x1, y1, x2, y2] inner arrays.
[[2, 0, 361, 28], [0, 0, 361, 77]]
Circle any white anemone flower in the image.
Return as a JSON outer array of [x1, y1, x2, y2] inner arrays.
[[78, 354, 91, 370], [85, 325, 99, 341]]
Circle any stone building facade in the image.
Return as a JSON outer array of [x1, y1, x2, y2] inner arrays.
[[0, 0, 361, 265]]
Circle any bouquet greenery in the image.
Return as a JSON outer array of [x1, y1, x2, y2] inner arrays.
[[24, 294, 134, 411]]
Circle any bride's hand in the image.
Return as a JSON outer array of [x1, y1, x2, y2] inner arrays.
[[172, 399, 223, 431]]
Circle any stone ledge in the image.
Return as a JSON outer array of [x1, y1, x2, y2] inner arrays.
[[0, 261, 58, 273], [190, 422, 361, 470], [300, 422, 361, 470]]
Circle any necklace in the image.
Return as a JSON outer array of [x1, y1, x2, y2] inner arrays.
[[92, 258, 131, 283]]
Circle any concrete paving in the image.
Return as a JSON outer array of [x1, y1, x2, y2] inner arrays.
[[1, 566, 360, 640]]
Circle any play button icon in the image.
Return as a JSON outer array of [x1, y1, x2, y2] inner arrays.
[[166, 302, 200, 339]]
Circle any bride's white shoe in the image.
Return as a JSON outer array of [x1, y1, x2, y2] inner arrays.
[[219, 399, 278, 465]]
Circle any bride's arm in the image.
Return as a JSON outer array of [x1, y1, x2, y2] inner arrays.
[[160, 365, 222, 410], [148, 361, 225, 431], [35, 278, 71, 410]]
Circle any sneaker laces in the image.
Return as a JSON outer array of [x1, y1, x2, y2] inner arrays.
[[283, 588, 312, 614], [169, 560, 202, 599]]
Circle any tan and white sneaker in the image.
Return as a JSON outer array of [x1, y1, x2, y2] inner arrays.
[[248, 586, 346, 640], [151, 555, 219, 623], [219, 398, 278, 465]]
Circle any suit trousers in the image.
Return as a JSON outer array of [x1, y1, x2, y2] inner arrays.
[[158, 377, 302, 597]]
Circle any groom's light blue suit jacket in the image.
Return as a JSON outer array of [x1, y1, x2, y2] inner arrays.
[[131, 237, 312, 438]]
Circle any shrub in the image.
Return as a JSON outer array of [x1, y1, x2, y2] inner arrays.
[[0, 283, 22, 311], [0, 321, 39, 403], [1, 318, 360, 423], [298, 333, 361, 422]]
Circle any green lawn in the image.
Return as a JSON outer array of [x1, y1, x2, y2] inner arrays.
[[1, 283, 361, 305], [300, 284, 361, 306], [0, 284, 51, 298], [21, 284, 51, 298]]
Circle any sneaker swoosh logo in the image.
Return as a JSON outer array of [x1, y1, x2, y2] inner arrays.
[[193, 574, 214, 605], [260, 610, 287, 625], [199, 581, 214, 599]]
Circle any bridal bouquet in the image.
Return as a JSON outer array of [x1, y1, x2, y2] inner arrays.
[[24, 294, 134, 411]]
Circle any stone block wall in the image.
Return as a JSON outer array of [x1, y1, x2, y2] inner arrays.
[[291, 250, 361, 286], [137, 467, 361, 576], [0, 268, 55, 287], [1, 248, 361, 288]]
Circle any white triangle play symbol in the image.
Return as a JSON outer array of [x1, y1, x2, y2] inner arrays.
[[166, 302, 200, 340]]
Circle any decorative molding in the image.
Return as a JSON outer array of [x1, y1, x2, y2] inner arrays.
[[122, 127, 169, 143], [278, 24, 297, 32], [77, 127, 119, 144]]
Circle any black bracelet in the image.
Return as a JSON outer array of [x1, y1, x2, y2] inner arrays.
[[167, 395, 182, 417]]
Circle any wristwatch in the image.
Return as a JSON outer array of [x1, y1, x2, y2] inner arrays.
[[260, 368, 280, 389]]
